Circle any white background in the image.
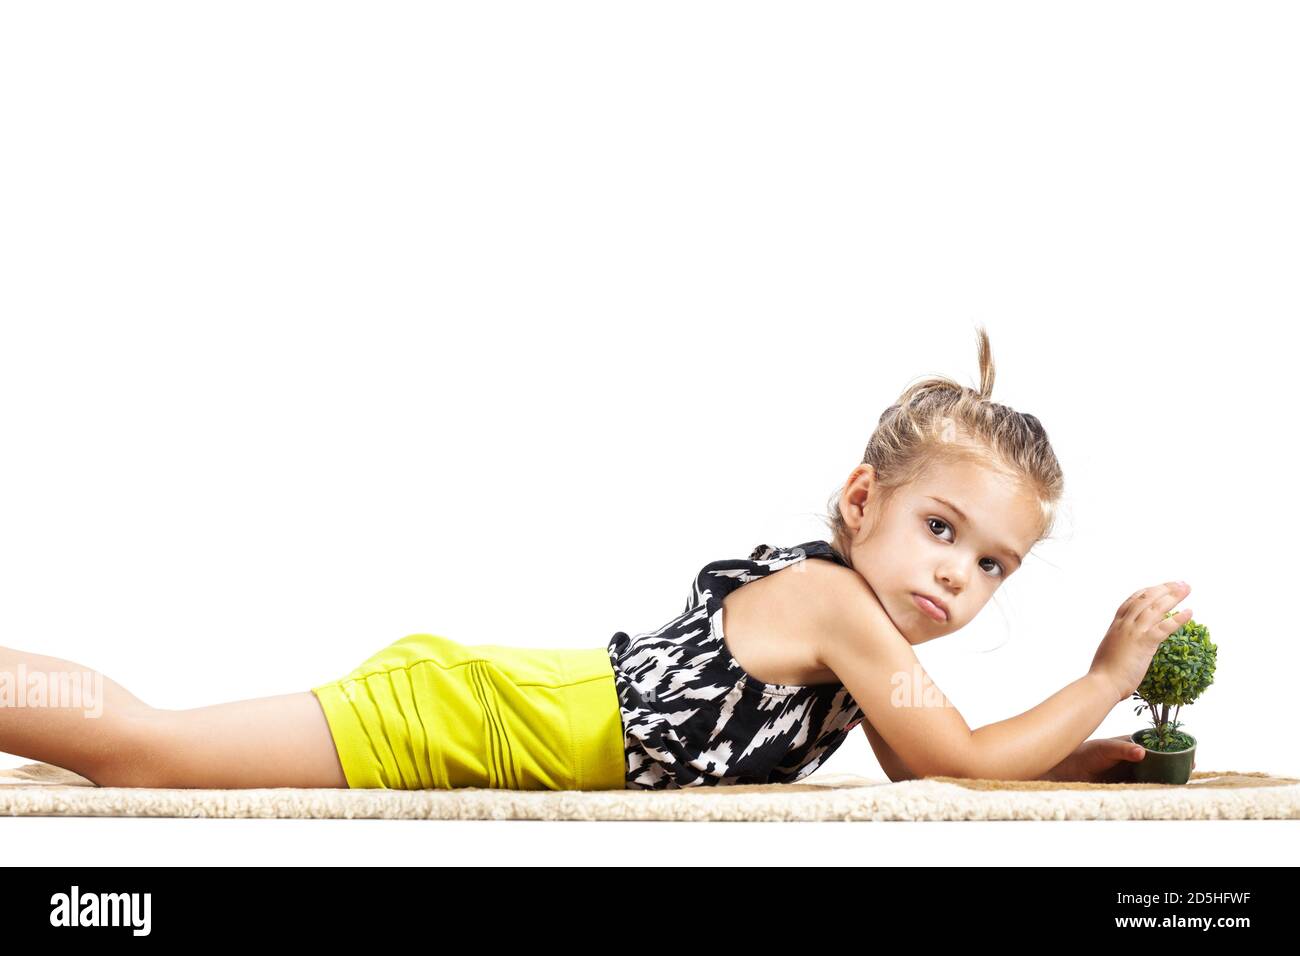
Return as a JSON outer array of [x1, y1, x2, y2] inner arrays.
[[2, 2, 1296, 861]]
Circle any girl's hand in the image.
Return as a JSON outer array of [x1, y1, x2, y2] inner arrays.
[[1043, 735, 1197, 783], [1089, 581, 1193, 702]]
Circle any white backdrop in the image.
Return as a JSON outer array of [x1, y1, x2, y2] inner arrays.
[[1, 2, 1296, 860]]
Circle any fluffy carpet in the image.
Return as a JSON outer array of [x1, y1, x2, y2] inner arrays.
[[2, 762, 1297, 821]]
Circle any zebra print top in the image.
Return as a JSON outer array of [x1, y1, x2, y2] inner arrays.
[[606, 540, 866, 789]]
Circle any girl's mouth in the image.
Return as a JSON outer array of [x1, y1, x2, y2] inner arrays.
[[913, 593, 949, 622]]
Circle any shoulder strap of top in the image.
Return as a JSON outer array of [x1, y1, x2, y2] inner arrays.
[[749, 540, 850, 567], [685, 540, 850, 612]]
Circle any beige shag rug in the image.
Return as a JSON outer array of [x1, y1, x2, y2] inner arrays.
[[2, 762, 1298, 821]]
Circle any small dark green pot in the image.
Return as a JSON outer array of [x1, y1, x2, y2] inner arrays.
[[1130, 730, 1197, 784]]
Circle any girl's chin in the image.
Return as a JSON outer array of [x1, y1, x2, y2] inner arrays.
[[882, 598, 944, 642], [881, 607, 924, 643]]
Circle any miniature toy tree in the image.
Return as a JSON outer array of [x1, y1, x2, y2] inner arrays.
[[1130, 612, 1217, 752]]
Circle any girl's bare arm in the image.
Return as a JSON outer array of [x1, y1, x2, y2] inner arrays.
[[819, 578, 1113, 781], [861, 718, 917, 782]]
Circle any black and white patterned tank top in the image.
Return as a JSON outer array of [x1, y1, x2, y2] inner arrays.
[[606, 540, 866, 789]]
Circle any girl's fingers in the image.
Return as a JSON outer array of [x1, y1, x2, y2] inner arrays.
[[1104, 736, 1143, 759], [1116, 588, 1149, 619], [1119, 585, 1162, 624], [1109, 736, 1144, 759], [1153, 607, 1193, 635], [1133, 582, 1190, 628]]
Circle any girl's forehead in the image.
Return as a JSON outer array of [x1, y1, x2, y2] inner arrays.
[[908, 463, 1042, 548], [918, 455, 1023, 496]]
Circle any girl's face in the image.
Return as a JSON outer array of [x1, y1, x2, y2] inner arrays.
[[839, 457, 1043, 645]]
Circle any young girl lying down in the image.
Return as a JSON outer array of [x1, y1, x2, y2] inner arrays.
[[0, 326, 1191, 790]]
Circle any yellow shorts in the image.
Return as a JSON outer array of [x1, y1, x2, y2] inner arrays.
[[310, 633, 627, 791]]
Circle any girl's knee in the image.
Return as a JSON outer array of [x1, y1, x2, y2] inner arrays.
[[83, 708, 183, 789]]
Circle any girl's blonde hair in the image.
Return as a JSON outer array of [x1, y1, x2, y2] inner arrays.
[[824, 325, 1064, 561]]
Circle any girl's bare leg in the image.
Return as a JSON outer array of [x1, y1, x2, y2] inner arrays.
[[0, 644, 155, 783], [1, 645, 348, 789], [131, 693, 350, 789]]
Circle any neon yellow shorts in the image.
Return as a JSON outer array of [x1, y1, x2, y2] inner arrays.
[[310, 633, 627, 791]]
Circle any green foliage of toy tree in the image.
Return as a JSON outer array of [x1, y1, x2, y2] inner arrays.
[[1130, 613, 1217, 752]]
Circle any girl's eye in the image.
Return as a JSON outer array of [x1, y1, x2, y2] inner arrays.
[[925, 517, 1004, 578]]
